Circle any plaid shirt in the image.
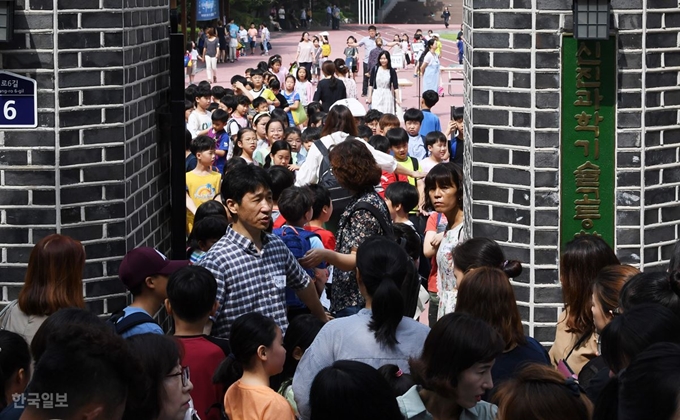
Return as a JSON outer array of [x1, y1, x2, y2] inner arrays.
[[197, 226, 311, 339]]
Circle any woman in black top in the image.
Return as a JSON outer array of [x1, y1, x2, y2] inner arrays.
[[313, 61, 347, 112], [216, 20, 227, 63]]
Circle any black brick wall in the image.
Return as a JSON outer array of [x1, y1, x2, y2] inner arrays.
[[464, 0, 680, 343], [0, 0, 171, 314]]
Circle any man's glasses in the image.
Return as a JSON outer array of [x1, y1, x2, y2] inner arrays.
[[167, 365, 191, 387]]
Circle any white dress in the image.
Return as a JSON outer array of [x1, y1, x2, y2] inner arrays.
[[436, 223, 464, 319], [372, 67, 395, 114]]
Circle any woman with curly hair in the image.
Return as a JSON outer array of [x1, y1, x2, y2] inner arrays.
[[300, 138, 394, 317], [0, 234, 85, 345]]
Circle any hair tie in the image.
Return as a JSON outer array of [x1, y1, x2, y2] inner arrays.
[[395, 369, 403, 378], [564, 377, 581, 397], [502, 260, 509, 269], [228, 353, 236, 361]]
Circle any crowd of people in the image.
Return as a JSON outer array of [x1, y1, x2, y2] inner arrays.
[[0, 21, 677, 420]]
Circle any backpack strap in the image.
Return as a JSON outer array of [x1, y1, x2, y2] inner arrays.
[[314, 139, 331, 179], [109, 311, 157, 335], [352, 202, 393, 237], [411, 157, 419, 171]]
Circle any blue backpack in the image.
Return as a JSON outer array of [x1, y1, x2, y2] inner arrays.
[[274, 226, 323, 309]]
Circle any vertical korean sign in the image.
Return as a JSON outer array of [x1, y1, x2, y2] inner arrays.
[[196, 0, 219, 21], [560, 36, 616, 250]]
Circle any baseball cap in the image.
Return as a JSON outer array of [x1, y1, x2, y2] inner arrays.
[[331, 98, 366, 118], [118, 247, 189, 290]]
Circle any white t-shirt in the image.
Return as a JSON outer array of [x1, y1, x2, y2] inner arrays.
[[187, 109, 212, 139]]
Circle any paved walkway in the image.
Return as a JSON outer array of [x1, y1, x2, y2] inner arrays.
[[188, 23, 465, 125]]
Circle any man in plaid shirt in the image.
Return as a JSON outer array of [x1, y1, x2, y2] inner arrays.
[[198, 165, 329, 339]]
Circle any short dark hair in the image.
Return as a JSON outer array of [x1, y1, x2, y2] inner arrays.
[[424, 131, 447, 148], [167, 266, 217, 323], [198, 80, 211, 90], [422, 90, 440, 108], [269, 78, 281, 90], [307, 184, 331, 220], [236, 94, 251, 107], [364, 109, 383, 124], [357, 125, 373, 140], [423, 162, 464, 212], [221, 95, 237, 112], [251, 96, 267, 109], [185, 85, 197, 102], [403, 108, 424, 123], [310, 360, 403, 420], [211, 85, 226, 99], [191, 215, 228, 246], [190, 135, 215, 155], [211, 108, 230, 123], [302, 126, 322, 143], [184, 99, 194, 111], [278, 186, 313, 224], [385, 182, 419, 212], [386, 127, 409, 147], [368, 135, 390, 153], [194, 200, 228, 225], [195, 87, 211, 100], [220, 164, 272, 207], [368, 25, 377, 31], [452, 106, 464, 121], [26, 325, 136, 419], [125, 334, 183, 420], [267, 165, 295, 201], [0, 330, 30, 410], [230, 74, 247, 86], [409, 312, 504, 395]]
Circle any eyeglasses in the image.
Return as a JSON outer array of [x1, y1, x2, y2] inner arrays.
[[167, 365, 191, 387]]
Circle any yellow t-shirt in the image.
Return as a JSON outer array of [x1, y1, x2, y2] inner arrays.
[[321, 43, 331, 57], [186, 170, 222, 232], [435, 40, 442, 56], [397, 157, 420, 215]]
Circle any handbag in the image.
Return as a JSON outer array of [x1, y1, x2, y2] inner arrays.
[[267, 41, 272, 50], [289, 62, 299, 75], [292, 104, 308, 125], [184, 54, 190, 67]]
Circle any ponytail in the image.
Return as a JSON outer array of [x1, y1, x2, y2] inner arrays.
[[212, 313, 278, 390], [356, 236, 409, 349]]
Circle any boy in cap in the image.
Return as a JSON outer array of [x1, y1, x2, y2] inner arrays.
[[110, 247, 188, 338]]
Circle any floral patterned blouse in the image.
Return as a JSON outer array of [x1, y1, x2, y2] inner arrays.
[[331, 190, 390, 313], [436, 222, 464, 319]]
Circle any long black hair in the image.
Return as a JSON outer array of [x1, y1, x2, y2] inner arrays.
[[356, 236, 409, 348]]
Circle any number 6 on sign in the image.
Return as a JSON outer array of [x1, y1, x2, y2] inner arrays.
[[4, 100, 17, 120], [0, 71, 38, 129]]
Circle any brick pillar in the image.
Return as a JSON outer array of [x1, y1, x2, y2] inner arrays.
[[463, 0, 680, 344], [0, 0, 172, 315]]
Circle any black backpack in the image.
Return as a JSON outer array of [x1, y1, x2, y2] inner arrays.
[[314, 139, 355, 227], [107, 310, 157, 335]]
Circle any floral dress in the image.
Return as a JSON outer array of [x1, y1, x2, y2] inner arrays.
[[331, 191, 390, 313], [372, 67, 395, 114], [435, 223, 464, 319]]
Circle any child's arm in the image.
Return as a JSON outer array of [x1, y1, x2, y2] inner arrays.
[[186, 192, 198, 214]]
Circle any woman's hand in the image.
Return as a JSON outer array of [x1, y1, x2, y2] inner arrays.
[[430, 232, 445, 249], [366, 97, 372, 104], [300, 248, 327, 269], [288, 164, 300, 171]]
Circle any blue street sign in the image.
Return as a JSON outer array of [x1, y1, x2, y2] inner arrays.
[[0, 71, 38, 129]]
